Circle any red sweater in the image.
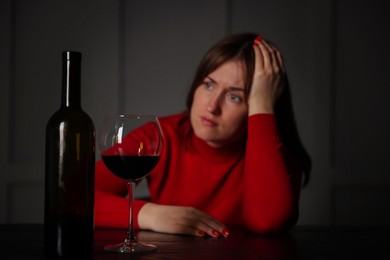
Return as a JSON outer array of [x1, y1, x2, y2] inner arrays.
[[95, 113, 302, 233]]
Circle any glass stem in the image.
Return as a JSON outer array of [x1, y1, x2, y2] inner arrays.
[[127, 181, 136, 242]]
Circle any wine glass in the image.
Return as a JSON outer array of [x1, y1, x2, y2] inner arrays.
[[98, 115, 164, 253]]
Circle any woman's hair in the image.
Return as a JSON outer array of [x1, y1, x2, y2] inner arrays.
[[186, 32, 311, 187]]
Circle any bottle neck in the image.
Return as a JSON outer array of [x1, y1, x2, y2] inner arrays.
[[61, 51, 81, 108]]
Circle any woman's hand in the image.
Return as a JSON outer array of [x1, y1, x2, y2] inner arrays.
[[138, 203, 229, 237], [249, 36, 286, 115]]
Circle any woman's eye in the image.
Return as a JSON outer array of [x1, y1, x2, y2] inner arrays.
[[204, 82, 213, 90], [228, 93, 242, 103]]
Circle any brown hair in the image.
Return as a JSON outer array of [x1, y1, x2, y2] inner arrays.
[[186, 32, 311, 186]]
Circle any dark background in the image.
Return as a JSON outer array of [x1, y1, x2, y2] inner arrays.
[[1, 0, 389, 226]]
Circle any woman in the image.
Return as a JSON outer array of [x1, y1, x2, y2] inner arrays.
[[95, 32, 311, 237]]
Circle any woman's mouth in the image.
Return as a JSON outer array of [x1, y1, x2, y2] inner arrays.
[[200, 116, 217, 127]]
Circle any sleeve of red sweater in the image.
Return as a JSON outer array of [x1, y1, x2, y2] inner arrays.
[[94, 159, 148, 229], [243, 114, 302, 234]]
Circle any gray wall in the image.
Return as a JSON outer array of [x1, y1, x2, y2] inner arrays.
[[1, 0, 389, 226]]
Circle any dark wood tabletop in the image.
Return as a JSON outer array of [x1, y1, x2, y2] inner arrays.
[[0, 224, 389, 259]]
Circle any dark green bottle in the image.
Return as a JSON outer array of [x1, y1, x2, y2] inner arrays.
[[44, 51, 95, 257]]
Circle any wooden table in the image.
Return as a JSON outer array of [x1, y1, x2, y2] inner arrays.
[[0, 224, 389, 259]]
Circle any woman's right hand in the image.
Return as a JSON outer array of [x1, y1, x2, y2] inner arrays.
[[138, 203, 229, 237]]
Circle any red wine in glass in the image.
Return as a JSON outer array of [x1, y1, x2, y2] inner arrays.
[[101, 155, 160, 181], [98, 114, 163, 253]]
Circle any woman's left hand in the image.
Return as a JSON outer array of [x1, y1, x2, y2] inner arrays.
[[249, 37, 286, 115]]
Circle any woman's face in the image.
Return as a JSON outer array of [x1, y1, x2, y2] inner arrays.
[[190, 61, 248, 148]]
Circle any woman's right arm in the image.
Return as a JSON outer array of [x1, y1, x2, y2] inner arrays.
[[138, 203, 229, 237], [95, 157, 227, 236]]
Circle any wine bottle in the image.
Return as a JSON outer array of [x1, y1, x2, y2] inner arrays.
[[44, 51, 95, 257]]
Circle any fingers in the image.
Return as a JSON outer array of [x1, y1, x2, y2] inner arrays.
[[253, 37, 264, 69], [249, 36, 286, 115], [183, 207, 229, 238], [141, 204, 229, 238], [253, 37, 285, 74]]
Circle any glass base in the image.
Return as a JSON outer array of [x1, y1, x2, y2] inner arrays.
[[104, 239, 156, 253]]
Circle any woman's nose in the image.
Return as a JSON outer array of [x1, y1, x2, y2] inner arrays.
[[206, 94, 222, 115]]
